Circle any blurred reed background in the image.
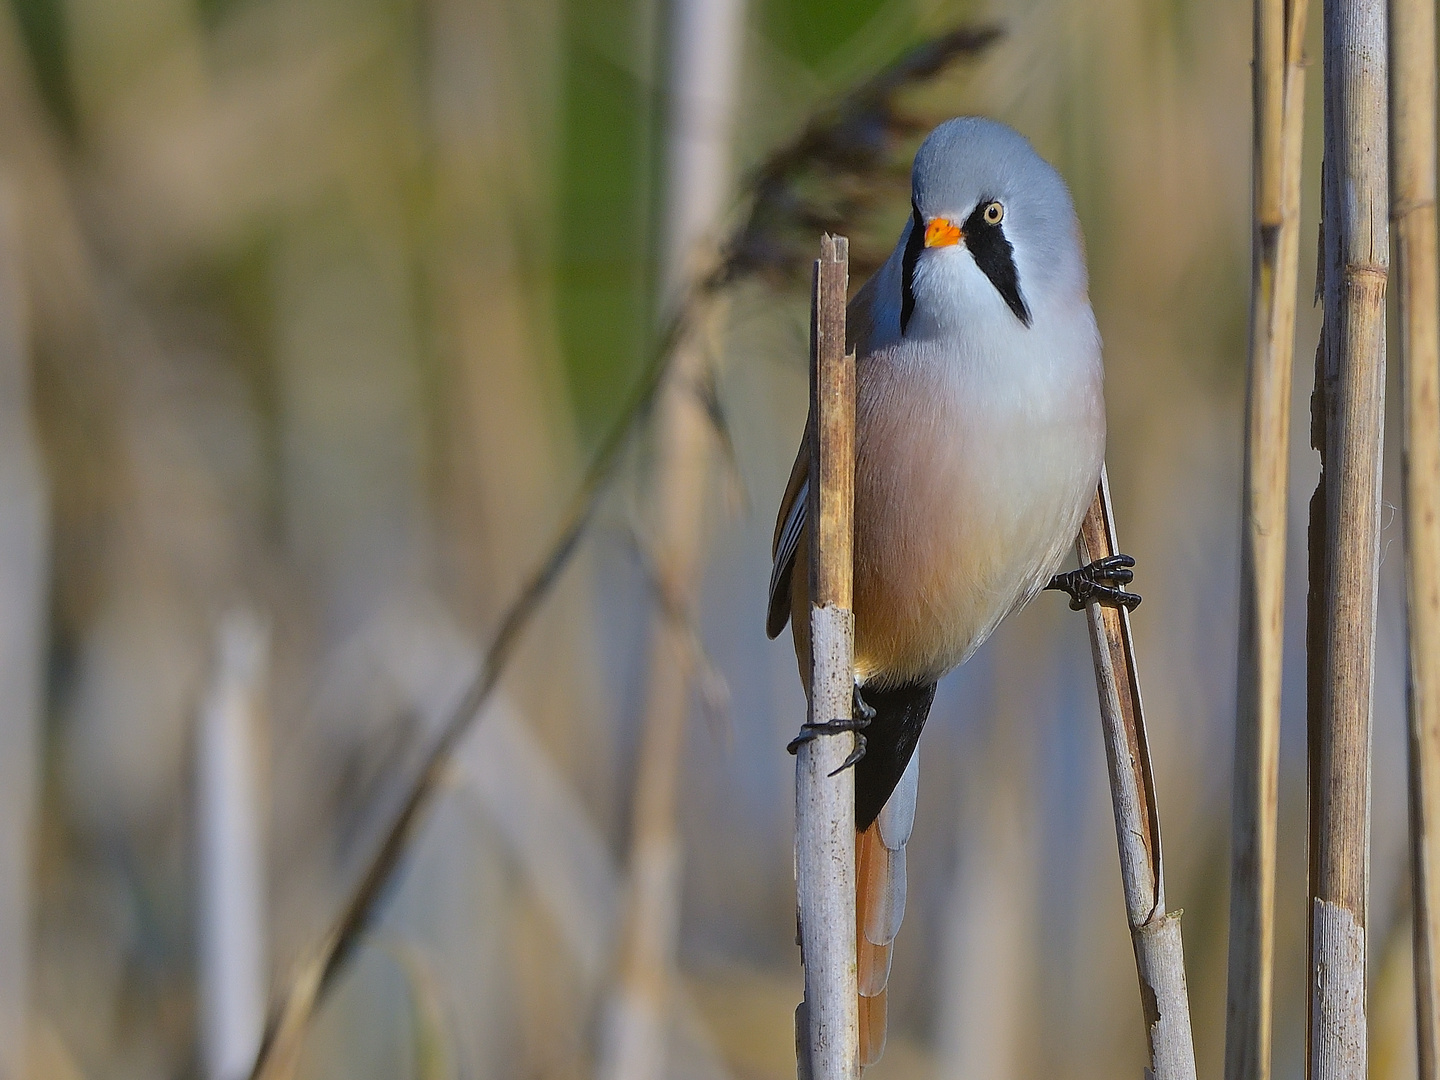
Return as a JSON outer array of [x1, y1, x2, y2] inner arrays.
[[0, 0, 1419, 1076]]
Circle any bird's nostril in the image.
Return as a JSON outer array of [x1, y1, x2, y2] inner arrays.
[[923, 218, 963, 248]]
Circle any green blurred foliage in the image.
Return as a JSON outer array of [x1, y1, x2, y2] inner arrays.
[[551, 0, 914, 439], [760, 0, 886, 67], [555, 0, 658, 439], [8, 0, 73, 131]]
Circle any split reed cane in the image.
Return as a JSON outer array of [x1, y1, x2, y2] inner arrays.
[[1076, 473, 1197, 1080], [1307, 0, 1389, 1074], [1390, 0, 1440, 1072], [1226, 0, 1309, 1076], [794, 234, 860, 1080]]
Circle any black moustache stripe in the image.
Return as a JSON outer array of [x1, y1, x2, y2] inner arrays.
[[899, 200, 924, 336], [901, 199, 1031, 335], [963, 201, 1031, 327]]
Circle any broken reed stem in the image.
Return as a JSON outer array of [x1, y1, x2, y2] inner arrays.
[[794, 234, 859, 1080], [1226, 0, 1309, 1077], [1391, 0, 1440, 1071], [1307, 0, 1388, 1074], [198, 613, 270, 1080], [1076, 471, 1196, 1080]]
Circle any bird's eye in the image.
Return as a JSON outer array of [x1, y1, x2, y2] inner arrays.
[[983, 201, 1004, 225]]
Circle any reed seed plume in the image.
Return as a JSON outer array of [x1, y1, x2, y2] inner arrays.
[[719, 24, 1002, 286]]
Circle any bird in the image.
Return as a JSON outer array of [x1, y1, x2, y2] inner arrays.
[[766, 116, 1138, 1066]]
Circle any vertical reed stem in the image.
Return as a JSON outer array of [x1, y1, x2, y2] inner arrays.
[[1227, 0, 1309, 1076], [795, 234, 859, 1080], [0, 180, 46, 1080], [1308, 0, 1388, 1075], [597, 0, 743, 1076], [1076, 473, 1197, 1080], [1390, 0, 1440, 1071], [199, 613, 270, 1080]]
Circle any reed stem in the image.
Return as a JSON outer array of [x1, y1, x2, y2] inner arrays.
[[1226, 0, 1309, 1076], [1390, 0, 1440, 1071], [1076, 473, 1197, 1080], [794, 234, 860, 1080], [596, 0, 743, 1075], [198, 613, 270, 1080], [1307, 0, 1389, 1073], [0, 180, 46, 1080]]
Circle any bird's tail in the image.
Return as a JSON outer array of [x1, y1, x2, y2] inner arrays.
[[855, 751, 917, 1066]]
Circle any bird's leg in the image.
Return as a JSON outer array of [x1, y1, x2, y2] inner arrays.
[[1046, 554, 1142, 611], [787, 683, 874, 775], [852, 683, 877, 723]]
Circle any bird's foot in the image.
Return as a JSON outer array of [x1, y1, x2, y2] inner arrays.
[[852, 683, 876, 723], [788, 685, 874, 776], [1046, 554, 1141, 611]]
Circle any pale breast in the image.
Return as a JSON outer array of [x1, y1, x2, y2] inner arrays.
[[850, 330, 1104, 687]]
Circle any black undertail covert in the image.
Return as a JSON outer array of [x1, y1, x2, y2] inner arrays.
[[854, 680, 938, 831]]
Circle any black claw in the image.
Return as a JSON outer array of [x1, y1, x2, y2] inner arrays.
[[852, 684, 877, 723], [1090, 554, 1135, 584], [1093, 554, 1135, 571], [828, 734, 868, 776], [786, 713, 872, 765], [1091, 583, 1143, 611], [787, 684, 876, 757], [1047, 554, 1143, 611]]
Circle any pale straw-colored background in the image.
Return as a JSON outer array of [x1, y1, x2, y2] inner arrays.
[[0, 0, 1415, 1077]]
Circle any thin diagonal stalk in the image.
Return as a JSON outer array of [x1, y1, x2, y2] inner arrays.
[[1390, 0, 1440, 1072], [1076, 472, 1196, 1080], [247, 298, 696, 1080], [1225, 0, 1309, 1077]]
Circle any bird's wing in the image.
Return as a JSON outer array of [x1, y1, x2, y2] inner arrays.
[[766, 418, 811, 639], [856, 749, 919, 1067]]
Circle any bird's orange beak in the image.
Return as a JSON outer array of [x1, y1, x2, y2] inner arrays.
[[924, 217, 963, 248]]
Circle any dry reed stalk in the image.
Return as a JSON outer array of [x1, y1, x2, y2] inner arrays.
[[1307, 0, 1389, 1074], [1225, 0, 1310, 1077], [1075, 471, 1196, 1080], [794, 235, 859, 1080], [198, 613, 270, 1080], [598, 0, 744, 1075], [1390, 0, 1440, 1071]]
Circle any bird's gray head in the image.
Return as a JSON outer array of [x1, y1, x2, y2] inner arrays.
[[899, 117, 1087, 337]]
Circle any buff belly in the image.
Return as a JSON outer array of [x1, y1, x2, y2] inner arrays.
[[849, 364, 1103, 688]]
